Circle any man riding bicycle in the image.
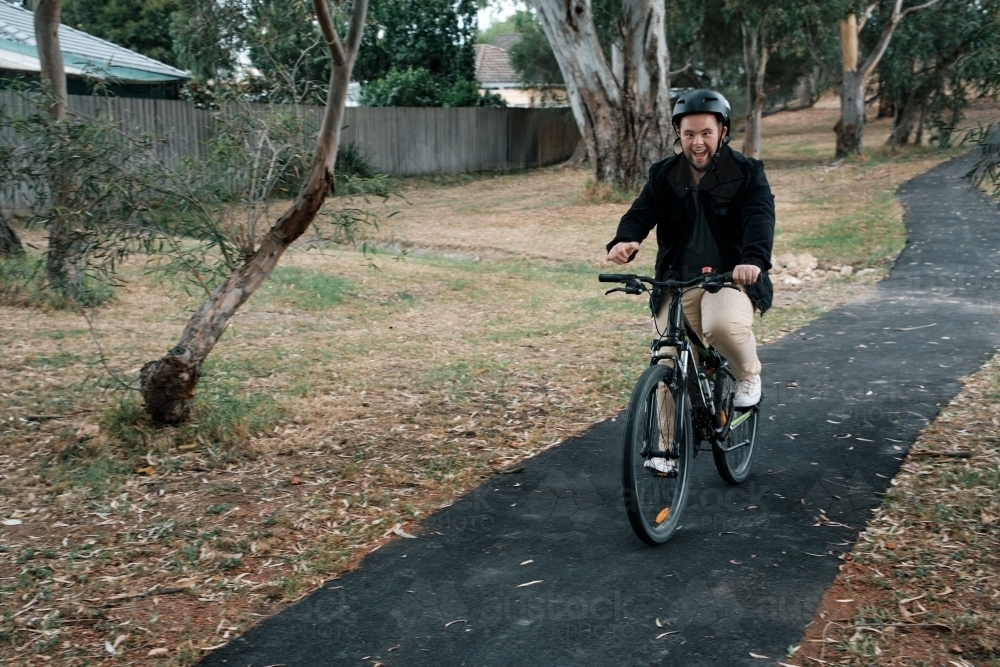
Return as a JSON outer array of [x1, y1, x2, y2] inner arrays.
[[605, 89, 775, 411]]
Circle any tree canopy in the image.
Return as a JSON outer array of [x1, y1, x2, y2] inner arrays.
[[62, 0, 180, 67], [355, 0, 478, 85]]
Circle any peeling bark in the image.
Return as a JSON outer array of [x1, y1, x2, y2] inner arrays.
[[835, 69, 866, 157], [834, 0, 941, 157], [532, 0, 672, 189], [140, 0, 369, 424]]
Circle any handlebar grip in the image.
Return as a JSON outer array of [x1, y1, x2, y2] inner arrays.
[[598, 273, 633, 283]]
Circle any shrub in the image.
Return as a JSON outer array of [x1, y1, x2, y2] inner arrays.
[[360, 67, 443, 107], [361, 67, 506, 108]]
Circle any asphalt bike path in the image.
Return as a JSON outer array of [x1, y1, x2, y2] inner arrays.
[[200, 154, 1000, 666]]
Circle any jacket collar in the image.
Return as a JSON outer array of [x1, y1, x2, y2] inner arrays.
[[665, 144, 744, 201]]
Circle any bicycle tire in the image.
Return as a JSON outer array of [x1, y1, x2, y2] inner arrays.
[[621, 364, 693, 545], [711, 372, 759, 485]]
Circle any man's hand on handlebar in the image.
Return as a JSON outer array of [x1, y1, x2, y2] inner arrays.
[[732, 264, 760, 285], [605, 241, 640, 265]]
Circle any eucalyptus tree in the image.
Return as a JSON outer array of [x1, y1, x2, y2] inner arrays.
[[877, 0, 993, 146], [723, 0, 805, 159], [32, 0, 80, 293], [834, 0, 940, 157], [529, 0, 673, 189], [140, 0, 370, 424]]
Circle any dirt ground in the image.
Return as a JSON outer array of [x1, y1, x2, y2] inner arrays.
[[2, 99, 998, 666]]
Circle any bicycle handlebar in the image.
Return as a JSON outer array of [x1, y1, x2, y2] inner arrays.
[[598, 271, 735, 290]]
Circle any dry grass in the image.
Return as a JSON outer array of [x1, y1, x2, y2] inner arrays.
[[1, 97, 998, 666]]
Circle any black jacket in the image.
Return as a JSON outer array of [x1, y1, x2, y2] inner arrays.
[[606, 144, 775, 314]]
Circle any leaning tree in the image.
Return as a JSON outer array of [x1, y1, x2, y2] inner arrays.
[[530, 0, 674, 190], [139, 0, 368, 424]]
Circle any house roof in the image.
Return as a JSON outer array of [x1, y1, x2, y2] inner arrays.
[[0, 0, 189, 82], [475, 43, 518, 86], [490, 33, 521, 51]]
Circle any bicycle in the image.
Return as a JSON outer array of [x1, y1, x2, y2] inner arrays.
[[599, 269, 761, 545]]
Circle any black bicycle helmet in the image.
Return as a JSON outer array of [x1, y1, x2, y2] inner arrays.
[[671, 89, 731, 134]]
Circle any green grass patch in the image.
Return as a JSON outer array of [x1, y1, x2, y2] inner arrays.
[[0, 253, 115, 308], [790, 191, 904, 266], [256, 266, 353, 311], [49, 452, 129, 498], [101, 372, 288, 457], [23, 351, 88, 368], [38, 328, 89, 339]]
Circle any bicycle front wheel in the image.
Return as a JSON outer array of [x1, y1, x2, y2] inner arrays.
[[711, 373, 759, 485], [621, 364, 693, 546]]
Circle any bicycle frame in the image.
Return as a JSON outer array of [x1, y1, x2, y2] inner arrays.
[[646, 284, 756, 452]]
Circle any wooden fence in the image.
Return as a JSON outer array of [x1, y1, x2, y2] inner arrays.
[[0, 89, 578, 176]]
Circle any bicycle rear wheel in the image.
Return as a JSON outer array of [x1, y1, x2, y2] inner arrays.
[[711, 372, 759, 485], [621, 364, 693, 545]]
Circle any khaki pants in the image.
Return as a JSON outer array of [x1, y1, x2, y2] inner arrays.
[[654, 286, 760, 381]]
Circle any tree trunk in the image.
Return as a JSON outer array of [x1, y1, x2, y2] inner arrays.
[[532, 0, 672, 190], [796, 71, 819, 109], [567, 138, 589, 167], [742, 22, 769, 159], [34, 0, 77, 291], [834, 1, 940, 158], [33, 0, 66, 120], [914, 105, 926, 145], [139, 0, 369, 424], [834, 15, 864, 156], [887, 101, 920, 145], [834, 69, 866, 157], [0, 212, 24, 257], [876, 79, 895, 119]]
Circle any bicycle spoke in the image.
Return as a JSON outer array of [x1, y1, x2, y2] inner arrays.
[[622, 365, 692, 545]]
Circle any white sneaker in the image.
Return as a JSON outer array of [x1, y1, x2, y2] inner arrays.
[[645, 457, 677, 476], [733, 374, 761, 408]]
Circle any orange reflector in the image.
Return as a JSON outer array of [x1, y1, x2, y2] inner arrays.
[[720, 410, 728, 427], [655, 508, 671, 525]]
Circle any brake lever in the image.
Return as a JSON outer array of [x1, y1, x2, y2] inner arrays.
[[605, 286, 643, 296]]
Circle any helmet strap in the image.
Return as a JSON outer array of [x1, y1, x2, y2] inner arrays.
[[709, 134, 730, 170]]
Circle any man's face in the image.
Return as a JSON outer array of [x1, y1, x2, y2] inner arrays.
[[679, 114, 725, 172]]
